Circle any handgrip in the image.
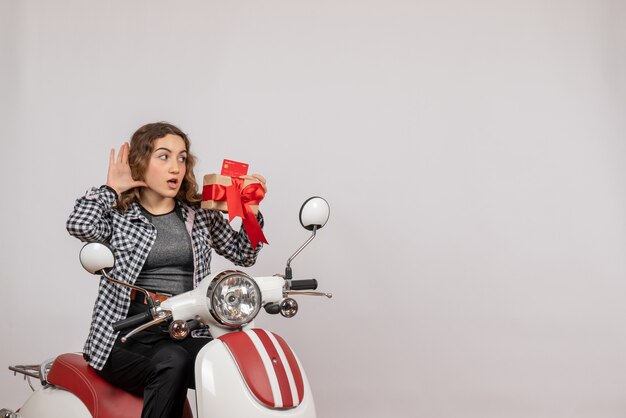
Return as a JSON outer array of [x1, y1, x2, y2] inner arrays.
[[289, 279, 318, 291], [112, 310, 153, 332]]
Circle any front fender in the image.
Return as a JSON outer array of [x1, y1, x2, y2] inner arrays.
[[195, 329, 316, 418]]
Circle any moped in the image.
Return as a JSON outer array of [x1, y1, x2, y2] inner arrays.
[[1, 197, 331, 418]]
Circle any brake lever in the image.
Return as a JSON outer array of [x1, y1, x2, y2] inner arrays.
[[286, 291, 332, 298]]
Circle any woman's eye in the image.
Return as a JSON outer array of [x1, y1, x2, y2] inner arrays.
[[178, 156, 187, 163], [158, 154, 168, 160]]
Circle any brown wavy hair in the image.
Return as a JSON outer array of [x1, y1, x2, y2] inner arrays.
[[116, 122, 201, 211]]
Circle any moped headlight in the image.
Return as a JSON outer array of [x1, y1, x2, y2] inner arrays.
[[208, 270, 261, 327]]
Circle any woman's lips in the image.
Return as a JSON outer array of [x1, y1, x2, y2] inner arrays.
[[167, 179, 179, 189]]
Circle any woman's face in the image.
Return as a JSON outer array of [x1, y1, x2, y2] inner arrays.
[[142, 134, 188, 199]]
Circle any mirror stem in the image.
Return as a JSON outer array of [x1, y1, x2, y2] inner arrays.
[[100, 270, 155, 309], [285, 226, 317, 280]]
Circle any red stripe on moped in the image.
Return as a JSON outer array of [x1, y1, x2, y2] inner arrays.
[[219, 329, 304, 409], [251, 329, 295, 407], [219, 332, 274, 407], [272, 332, 305, 402]]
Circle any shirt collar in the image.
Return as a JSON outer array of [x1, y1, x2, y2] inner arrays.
[[127, 200, 193, 223]]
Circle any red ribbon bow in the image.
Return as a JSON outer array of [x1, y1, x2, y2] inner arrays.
[[202, 178, 268, 249]]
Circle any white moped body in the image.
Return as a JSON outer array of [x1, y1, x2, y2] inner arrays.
[[11, 327, 315, 418], [17, 385, 90, 418], [3, 197, 331, 418]]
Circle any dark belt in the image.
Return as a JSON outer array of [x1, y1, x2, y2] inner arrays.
[[130, 289, 170, 305]]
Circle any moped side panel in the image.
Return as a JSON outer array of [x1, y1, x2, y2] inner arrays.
[[195, 332, 316, 418], [18, 386, 91, 418]]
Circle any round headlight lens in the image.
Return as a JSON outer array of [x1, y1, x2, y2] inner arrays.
[[208, 271, 261, 327]]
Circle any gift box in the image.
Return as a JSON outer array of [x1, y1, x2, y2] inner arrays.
[[201, 173, 268, 248], [201, 174, 261, 215]]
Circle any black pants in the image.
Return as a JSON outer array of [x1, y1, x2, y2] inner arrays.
[[96, 302, 212, 418]]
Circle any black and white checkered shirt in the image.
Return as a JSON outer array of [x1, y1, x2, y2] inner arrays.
[[66, 185, 263, 370]]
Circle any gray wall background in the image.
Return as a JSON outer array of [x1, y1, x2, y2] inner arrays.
[[1, 1, 626, 417]]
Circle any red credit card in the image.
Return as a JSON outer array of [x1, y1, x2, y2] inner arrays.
[[221, 159, 249, 177]]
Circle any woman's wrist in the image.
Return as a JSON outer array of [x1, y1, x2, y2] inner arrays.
[[103, 184, 120, 200]]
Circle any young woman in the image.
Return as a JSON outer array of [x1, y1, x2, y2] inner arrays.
[[66, 122, 266, 418]]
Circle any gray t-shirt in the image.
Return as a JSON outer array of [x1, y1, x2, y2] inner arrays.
[[134, 204, 194, 295]]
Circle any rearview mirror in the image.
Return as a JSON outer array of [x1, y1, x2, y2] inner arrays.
[[285, 197, 330, 280], [299, 197, 330, 231], [79, 243, 115, 274]]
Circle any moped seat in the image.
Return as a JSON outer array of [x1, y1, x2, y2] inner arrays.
[[47, 353, 193, 418]]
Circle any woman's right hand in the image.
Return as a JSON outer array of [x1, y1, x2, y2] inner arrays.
[[106, 142, 147, 196]]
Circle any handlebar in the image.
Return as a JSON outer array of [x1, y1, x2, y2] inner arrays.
[[112, 310, 153, 332], [110, 278, 324, 334]]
